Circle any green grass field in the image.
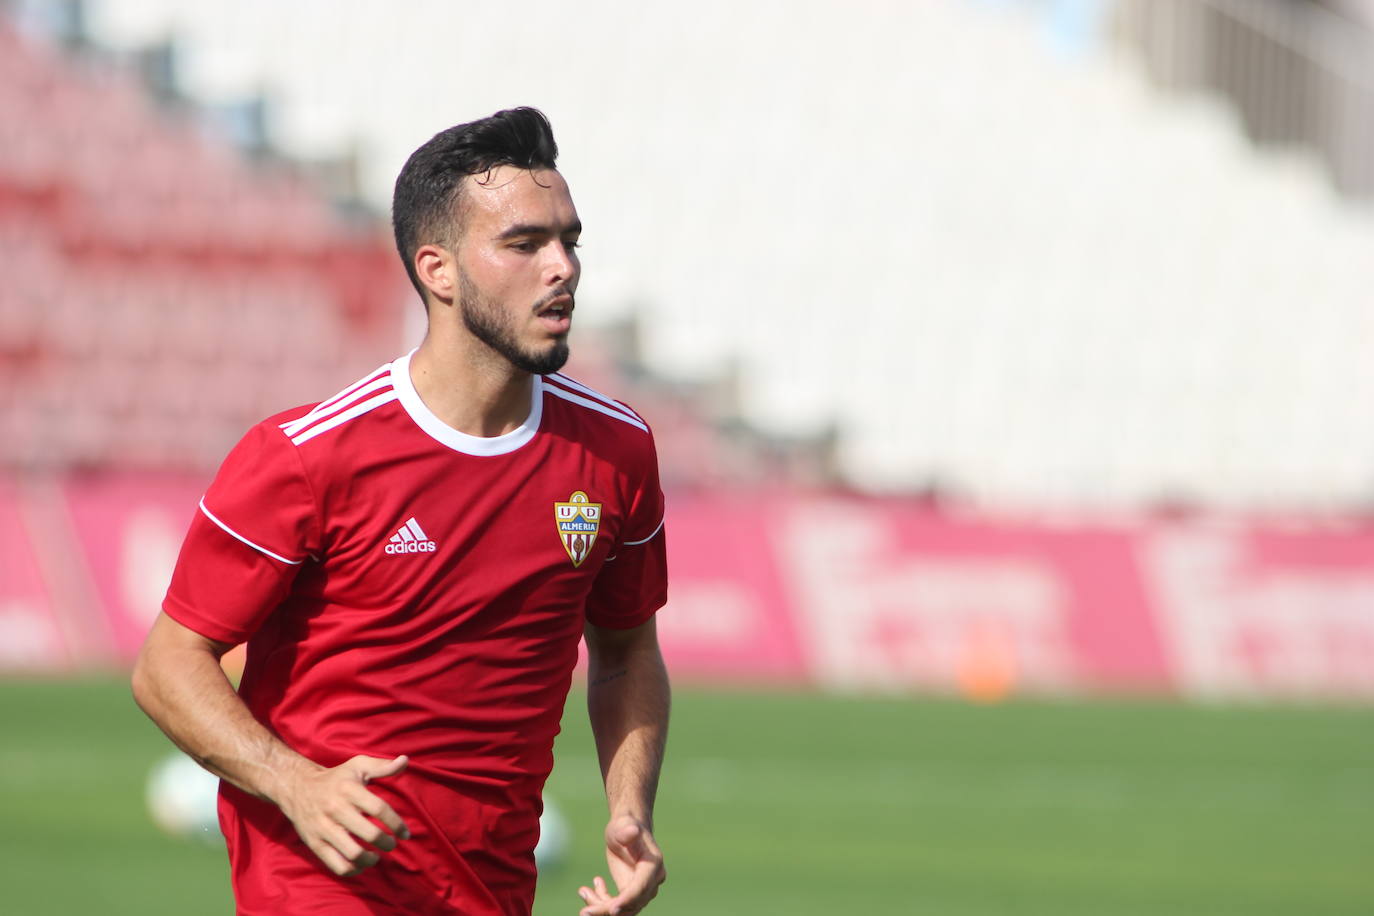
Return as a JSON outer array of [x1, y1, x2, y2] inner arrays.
[[1, 677, 1371, 915]]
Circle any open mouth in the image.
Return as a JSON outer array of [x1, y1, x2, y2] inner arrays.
[[536, 294, 574, 331]]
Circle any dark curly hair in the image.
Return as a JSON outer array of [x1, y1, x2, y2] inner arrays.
[[391, 107, 560, 300]]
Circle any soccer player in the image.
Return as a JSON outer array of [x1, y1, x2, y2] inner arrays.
[[132, 108, 669, 916]]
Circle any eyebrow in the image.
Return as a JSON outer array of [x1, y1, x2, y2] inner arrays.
[[496, 220, 582, 241]]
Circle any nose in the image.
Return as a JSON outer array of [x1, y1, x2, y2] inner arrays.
[[544, 240, 577, 288]]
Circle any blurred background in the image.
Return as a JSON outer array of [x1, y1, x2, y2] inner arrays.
[[2, 0, 1372, 913]]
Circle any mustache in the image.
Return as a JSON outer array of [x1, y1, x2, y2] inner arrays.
[[533, 288, 575, 312]]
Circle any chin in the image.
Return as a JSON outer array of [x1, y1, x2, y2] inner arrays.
[[516, 342, 570, 375]]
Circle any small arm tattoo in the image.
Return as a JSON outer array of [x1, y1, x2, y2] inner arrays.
[[590, 668, 628, 687]]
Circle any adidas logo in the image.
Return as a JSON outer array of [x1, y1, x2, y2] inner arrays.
[[384, 517, 437, 555]]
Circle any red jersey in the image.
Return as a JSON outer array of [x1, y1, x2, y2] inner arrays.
[[162, 351, 667, 915]]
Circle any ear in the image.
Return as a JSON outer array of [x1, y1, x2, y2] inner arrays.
[[414, 243, 456, 307]]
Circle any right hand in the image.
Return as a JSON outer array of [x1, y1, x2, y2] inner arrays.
[[274, 754, 412, 877]]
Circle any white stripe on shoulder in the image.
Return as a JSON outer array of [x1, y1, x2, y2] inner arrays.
[[276, 362, 390, 431], [622, 516, 665, 546], [280, 373, 395, 437], [199, 499, 304, 565], [290, 391, 399, 445], [604, 516, 665, 562], [543, 381, 649, 433], [547, 374, 645, 423], [316, 363, 392, 412], [279, 365, 387, 429]]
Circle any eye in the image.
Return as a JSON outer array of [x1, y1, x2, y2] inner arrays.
[[510, 240, 538, 253], [563, 239, 582, 251]]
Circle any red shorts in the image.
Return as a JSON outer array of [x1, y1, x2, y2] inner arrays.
[[218, 779, 539, 915]]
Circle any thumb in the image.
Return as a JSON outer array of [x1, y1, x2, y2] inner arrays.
[[354, 754, 409, 782]]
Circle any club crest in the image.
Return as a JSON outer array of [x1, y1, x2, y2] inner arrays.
[[554, 490, 601, 567]]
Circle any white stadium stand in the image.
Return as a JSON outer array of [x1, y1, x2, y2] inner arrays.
[[21, 0, 1374, 511]]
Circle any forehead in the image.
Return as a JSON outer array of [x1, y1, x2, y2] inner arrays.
[[458, 166, 577, 234]]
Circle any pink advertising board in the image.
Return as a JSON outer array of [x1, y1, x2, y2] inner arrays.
[[653, 496, 807, 683], [0, 477, 67, 669], [7, 471, 1374, 701], [762, 499, 1173, 695], [1138, 521, 1374, 698], [58, 473, 204, 660]]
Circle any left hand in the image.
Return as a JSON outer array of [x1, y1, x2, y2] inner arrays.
[[577, 814, 666, 916]]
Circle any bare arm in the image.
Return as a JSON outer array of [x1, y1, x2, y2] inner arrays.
[[132, 611, 409, 876], [578, 617, 670, 916]]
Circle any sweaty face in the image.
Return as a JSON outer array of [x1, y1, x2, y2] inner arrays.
[[451, 167, 581, 375]]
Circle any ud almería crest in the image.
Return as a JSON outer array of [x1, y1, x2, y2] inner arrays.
[[554, 490, 601, 567]]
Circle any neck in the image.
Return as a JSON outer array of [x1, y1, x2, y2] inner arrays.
[[407, 331, 535, 439]]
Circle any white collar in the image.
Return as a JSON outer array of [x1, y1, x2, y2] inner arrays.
[[391, 349, 543, 456]]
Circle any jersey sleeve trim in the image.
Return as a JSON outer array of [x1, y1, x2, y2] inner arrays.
[[605, 516, 665, 561], [280, 374, 395, 437], [546, 373, 646, 423], [198, 498, 306, 566], [542, 380, 649, 433], [282, 363, 392, 430], [622, 516, 665, 547], [290, 390, 399, 445]]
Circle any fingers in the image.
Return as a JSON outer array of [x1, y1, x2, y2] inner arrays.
[[335, 805, 398, 853], [282, 754, 413, 878], [346, 783, 411, 840], [610, 860, 665, 913], [341, 755, 412, 841], [578, 875, 616, 916], [325, 820, 381, 872], [307, 834, 361, 878], [579, 818, 666, 916], [578, 866, 664, 916], [298, 801, 392, 877], [301, 815, 380, 877]]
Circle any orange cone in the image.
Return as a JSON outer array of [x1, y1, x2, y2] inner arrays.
[[957, 620, 1017, 703]]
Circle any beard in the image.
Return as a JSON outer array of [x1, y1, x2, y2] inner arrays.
[[457, 269, 571, 375]]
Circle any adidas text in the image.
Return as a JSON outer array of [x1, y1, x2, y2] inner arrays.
[[385, 540, 436, 555]]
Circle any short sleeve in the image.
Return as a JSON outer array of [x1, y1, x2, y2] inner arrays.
[[584, 434, 667, 629], [162, 420, 321, 645]]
